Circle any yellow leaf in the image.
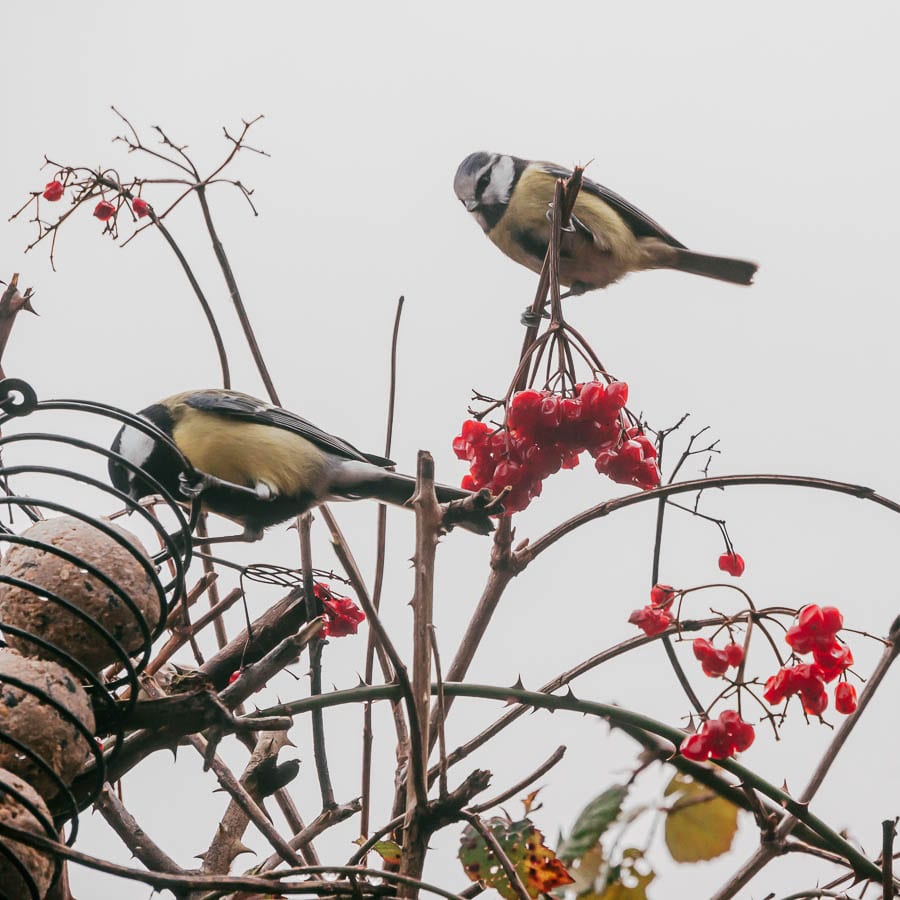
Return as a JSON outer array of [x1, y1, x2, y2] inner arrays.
[[664, 772, 739, 863], [372, 840, 402, 864]]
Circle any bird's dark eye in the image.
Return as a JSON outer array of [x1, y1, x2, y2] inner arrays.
[[475, 170, 492, 198]]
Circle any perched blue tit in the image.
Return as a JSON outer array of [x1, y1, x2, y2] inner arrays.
[[453, 152, 758, 292], [109, 390, 494, 538]]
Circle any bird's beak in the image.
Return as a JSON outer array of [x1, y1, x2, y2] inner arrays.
[[464, 199, 480, 212]]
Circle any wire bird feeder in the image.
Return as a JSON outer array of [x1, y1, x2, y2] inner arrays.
[[0, 378, 196, 896]]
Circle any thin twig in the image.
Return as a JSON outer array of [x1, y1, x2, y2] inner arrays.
[[468, 745, 566, 815], [362, 294, 405, 841], [298, 512, 336, 810]]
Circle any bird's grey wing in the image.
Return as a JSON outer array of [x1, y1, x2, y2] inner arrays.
[[537, 162, 687, 249], [184, 391, 394, 466]]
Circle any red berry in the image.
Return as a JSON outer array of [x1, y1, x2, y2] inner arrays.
[[634, 459, 661, 489], [785, 623, 816, 655], [132, 197, 150, 218], [632, 432, 658, 459], [493, 460, 525, 486], [507, 391, 542, 435], [43, 180, 64, 201], [580, 421, 620, 454], [692, 638, 731, 677], [578, 381, 607, 417], [649, 584, 676, 608], [820, 606, 844, 633], [228, 671, 240, 684], [724, 642, 744, 667], [812, 641, 853, 681], [702, 718, 734, 759], [559, 449, 580, 470], [718, 552, 745, 577], [763, 668, 792, 705], [321, 594, 365, 637], [461, 419, 489, 443], [605, 381, 628, 410], [558, 397, 583, 426], [834, 682, 857, 715], [681, 711, 754, 762], [619, 439, 643, 465], [679, 732, 710, 761], [93, 200, 116, 221], [719, 710, 755, 752], [537, 395, 560, 432], [800, 682, 828, 716]]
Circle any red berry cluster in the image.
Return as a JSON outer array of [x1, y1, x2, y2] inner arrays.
[[133, 197, 150, 218], [680, 709, 755, 761], [692, 638, 744, 677], [453, 382, 660, 513], [628, 583, 676, 636], [42, 180, 64, 202], [313, 582, 365, 638], [718, 552, 745, 577], [763, 604, 855, 716]]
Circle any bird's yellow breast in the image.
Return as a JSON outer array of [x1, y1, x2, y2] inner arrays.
[[488, 165, 651, 288], [172, 409, 327, 496]]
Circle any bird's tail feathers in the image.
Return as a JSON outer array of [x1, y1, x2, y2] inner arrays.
[[672, 249, 758, 285], [333, 467, 494, 533]]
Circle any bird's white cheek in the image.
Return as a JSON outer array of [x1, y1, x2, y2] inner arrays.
[[117, 422, 157, 469]]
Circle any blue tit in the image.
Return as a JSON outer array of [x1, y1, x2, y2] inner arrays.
[[453, 152, 758, 292], [109, 389, 494, 539]]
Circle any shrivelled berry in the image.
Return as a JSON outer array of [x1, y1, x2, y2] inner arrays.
[[132, 197, 151, 218], [628, 605, 672, 636], [43, 180, 64, 201], [93, 200, 116, 221]]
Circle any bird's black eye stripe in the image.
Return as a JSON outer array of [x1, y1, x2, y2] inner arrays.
[[475, 169, 492, 198]]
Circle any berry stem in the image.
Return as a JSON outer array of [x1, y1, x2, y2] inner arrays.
[[650, 429, 705, 715]]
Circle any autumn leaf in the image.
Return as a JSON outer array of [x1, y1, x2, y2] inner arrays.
[[664, 771, 739, 862], [459, 817, 574, 899], [372, 840, 402, 864]]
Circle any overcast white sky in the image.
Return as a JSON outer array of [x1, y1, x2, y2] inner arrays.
[[2, 2, 899, 897]]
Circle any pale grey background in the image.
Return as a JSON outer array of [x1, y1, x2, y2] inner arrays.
[[1, 1, 898, 897]]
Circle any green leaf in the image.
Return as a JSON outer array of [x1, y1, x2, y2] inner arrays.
[[664, 771, 739, 862], [559, 784, 629, 862]]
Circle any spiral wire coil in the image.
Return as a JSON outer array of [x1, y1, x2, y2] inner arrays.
[[0, 379, 197, 891]]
